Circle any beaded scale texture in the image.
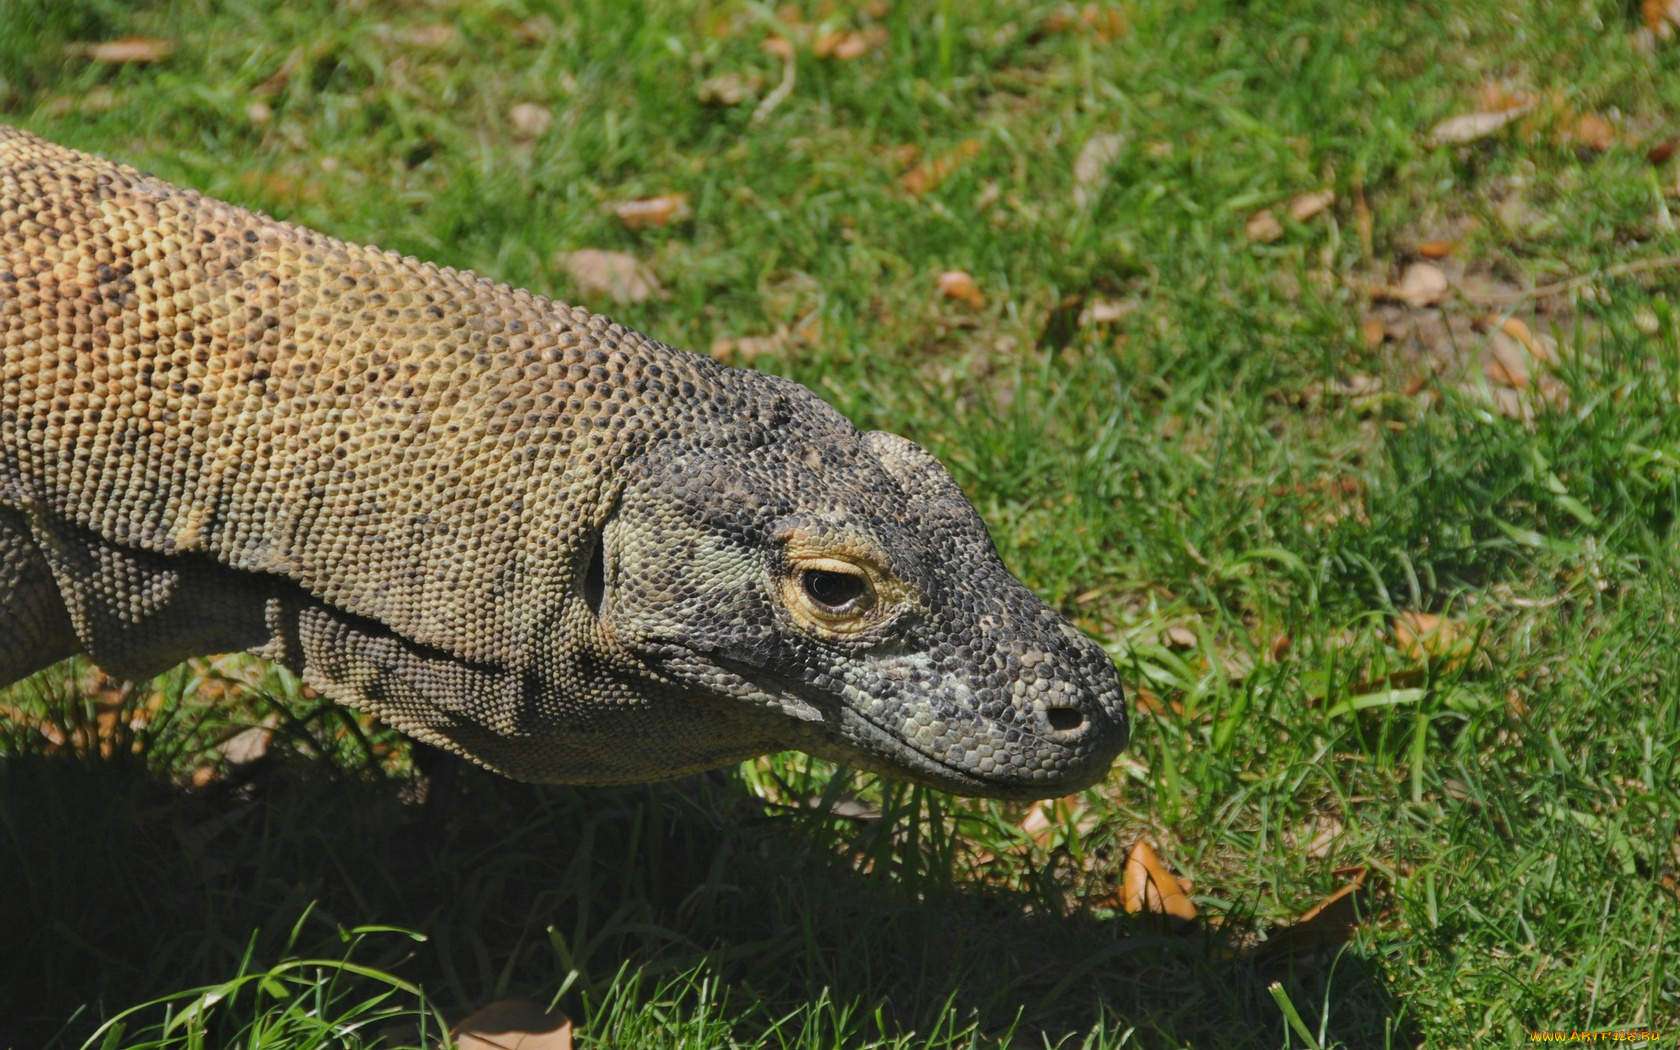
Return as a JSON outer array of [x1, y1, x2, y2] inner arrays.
[[0, 125, 1126, 799]]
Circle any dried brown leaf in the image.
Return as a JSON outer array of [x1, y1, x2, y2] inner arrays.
[[1287, 189, 1335, 222], [1428, 107, 1528, 147], [558, 249, 662, 304], [216, 725, 272, 766], [1073, 132, 1125, 207], [698, 71, 762, 106], [813, 27, 886, 60], [1245, 209, 1284, 243], [1645, 0, 1680, 36], [1162, 625, 1196, 649], [1475, 82, 1537, 114], [1393, 611, 1473, 670], [612, 194, 693, 231], [936, 270, 986, 310], [514, 15, 559, 44], [1017, 794, 1093, 847], [41, 86, 121, 117], [69, 37, 174, 63], [252, 49, 304, 96], [401, 23, 457, 49], [454, 1000, 573, 1050], [710, 322, 812, 363], [900, 138, 982, 196], [1376, 262, 1450, 307], [1359, 315, 1387, 348], [1485, 330, 1531, 389], [1132, 689, 1185, 718], [1042, 3, 1129, 42], [1080, 298, 1136, 325], [508, 103, 553, 139], [1416, 239, 1453, 259], [1121, 840, 1197, 922], [1498, 317, 1558, 363], [1561, 111, 1616, 152], [1257, 867, 1370, 958]]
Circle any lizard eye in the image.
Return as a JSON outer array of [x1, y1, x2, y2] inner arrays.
[[776, 539, 902, 637], [802, 568, 867, 612]]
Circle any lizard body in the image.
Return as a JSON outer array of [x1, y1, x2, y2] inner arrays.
[[0, 126, 1126, 798]]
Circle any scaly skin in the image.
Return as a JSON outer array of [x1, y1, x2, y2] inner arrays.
[[0, 125, 1127, 799]]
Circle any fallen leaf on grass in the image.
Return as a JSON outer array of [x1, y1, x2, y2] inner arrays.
[[1428, 106, 1530, 147], [1018, 794, 1099, 847], [1359, 315, 1387, 348], [900, 138, 982, 196], [216, 725, 273, 766], [1080, 297, 1136, 325], [936, 270, 985, 309], [1288, 189, 1335, 222], [1042, 3, 1130, 42], [558, 249, 662, 304], [68, 37, 174, 63], [1475, 81, 1537, 114], [1645, 0, 1680, 37], [611, 193, 692, 230], [508, 103, 553, 139], [1121, 840, 1197, 922], [1417, 239, 1453, 259], [697, 71, 762, 105], [710, 315, 819, 363], [1073, 132, 1125, 207], [251, 49, 304, 96], [1245, 209, 1284, 243], [454, 1000, 573, 1050], [813, 27, 887, 60], [710, 330, 789, 362], [1374, 262, 1450, 307], [1392, 611, 1473, 671], [1133, 689, 1185, 718], [514, 15, 559, 44], [401, 24, 457, 49], [1560, 111, 1616, 152], [1161, 625, 1197, 649], [1286, 814, 1345, 860], [1485, 329, 1531, 389], [41, 85, 122, 117], [1257, 867, 1371, 959]]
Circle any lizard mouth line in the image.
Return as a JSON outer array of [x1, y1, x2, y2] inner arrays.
[[701, 652, 1096, 791]]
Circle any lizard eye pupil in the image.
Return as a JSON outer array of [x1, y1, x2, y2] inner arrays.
[[803, 569, 864, 610]]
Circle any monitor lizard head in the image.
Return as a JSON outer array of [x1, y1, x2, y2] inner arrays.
[[586, 369, 1129, 801]]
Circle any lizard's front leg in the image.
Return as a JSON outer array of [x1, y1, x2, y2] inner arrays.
[[0, 505, 80, 688]]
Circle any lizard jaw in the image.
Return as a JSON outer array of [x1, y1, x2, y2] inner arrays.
[[659, 651, 1123, 800]]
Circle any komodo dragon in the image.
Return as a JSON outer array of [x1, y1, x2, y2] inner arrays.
[[0, 125, 1127, 799]]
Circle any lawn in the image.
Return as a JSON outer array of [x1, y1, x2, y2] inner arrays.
[[2, 0, 1678, 1047]]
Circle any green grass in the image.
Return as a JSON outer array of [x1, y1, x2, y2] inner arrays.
[[3, 0, 1680, 1046]]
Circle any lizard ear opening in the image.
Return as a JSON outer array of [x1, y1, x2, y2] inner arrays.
[[583, 535, 607, 617]]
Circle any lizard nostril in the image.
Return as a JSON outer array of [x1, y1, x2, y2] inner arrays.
[[1045, 706, 1084, 733]]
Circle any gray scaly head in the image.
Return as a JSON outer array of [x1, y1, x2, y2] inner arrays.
[[584, 368, 1130, 799]]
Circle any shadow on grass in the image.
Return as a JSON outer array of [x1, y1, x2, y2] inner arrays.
[[0, 742, 1414, 1050]]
